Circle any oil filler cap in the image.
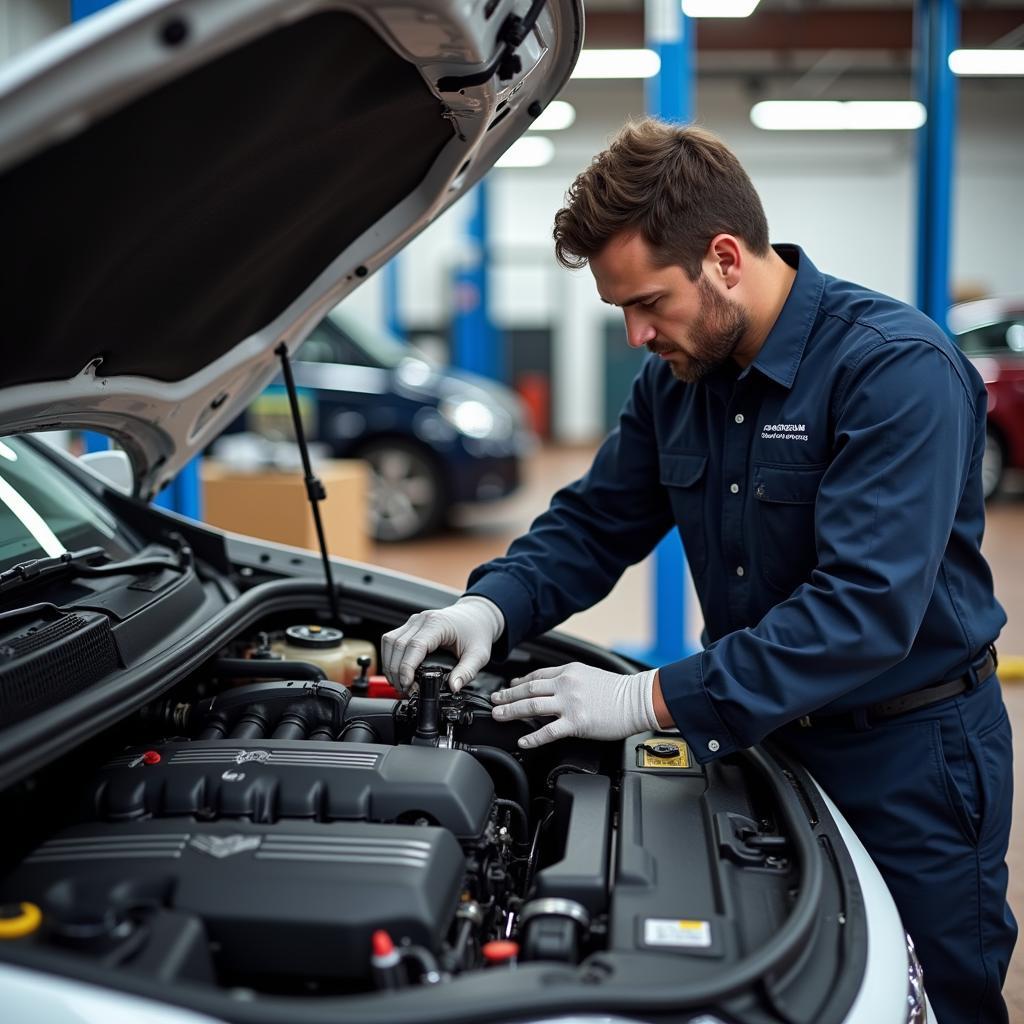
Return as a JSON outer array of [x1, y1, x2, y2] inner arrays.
[[636, 738, 694, 769], [0, 902, 42, 939], [648, 743, 678, 758]]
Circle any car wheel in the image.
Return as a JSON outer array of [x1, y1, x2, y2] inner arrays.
[[358, 440, 446, 542], [982, 428, 1005, 501]]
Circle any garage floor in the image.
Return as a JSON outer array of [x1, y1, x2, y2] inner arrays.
[[371, 444, 1024, 1013]]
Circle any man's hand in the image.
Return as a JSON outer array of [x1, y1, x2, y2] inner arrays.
[[381, 596, 504, 693], [490, 662, 661, 748]]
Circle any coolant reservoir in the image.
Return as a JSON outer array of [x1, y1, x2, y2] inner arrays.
[[270, 624, 377, 687]]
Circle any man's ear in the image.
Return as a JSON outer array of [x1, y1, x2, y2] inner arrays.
[[704, 234, 743, 289]]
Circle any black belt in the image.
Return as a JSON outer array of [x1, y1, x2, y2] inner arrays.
[[796, 647, 997, 729]]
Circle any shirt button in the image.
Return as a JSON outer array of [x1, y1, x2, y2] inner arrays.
[[734, 413, 745, 424], [736, 566, 745, 577], [708, 739, 720, 752], [729, 483, 740, 494]]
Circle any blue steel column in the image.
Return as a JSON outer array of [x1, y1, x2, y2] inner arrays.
[[451, 181, 500, 380], [383, 259, 404, 339], [645, 0, 695, 124], [642, 0, 695, 666], [152, 459, 203, 518], [914, 0, 958, 330], [70, 0, 113, 17]]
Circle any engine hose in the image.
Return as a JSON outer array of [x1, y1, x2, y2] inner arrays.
[[229, 708, 269, 740], [461, 744, 530, 822], [449, 917, 476, 973], [212, 657, 326, 682], [338, 719, 378, 744], [399, 945, 443, 984], [197, 710, 229, 741], [493, 798, 529, 846], [271, 707, 312, 740], [524, 809, 554, 895]]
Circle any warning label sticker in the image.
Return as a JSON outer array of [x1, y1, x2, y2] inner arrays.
[[643, 918, 712, 948]]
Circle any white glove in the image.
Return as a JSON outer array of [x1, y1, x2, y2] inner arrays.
[[490, 662, 660, 748], [381, 596, 505, 693]]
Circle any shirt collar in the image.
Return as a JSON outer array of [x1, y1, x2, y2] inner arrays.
[[742, 244, 824, 390]]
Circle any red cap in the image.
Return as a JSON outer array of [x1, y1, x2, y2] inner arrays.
[[481, 940, 519, 964], [142, 750, 162, 765], [371, 930, 395, 958], [367, 676, 402, 700]]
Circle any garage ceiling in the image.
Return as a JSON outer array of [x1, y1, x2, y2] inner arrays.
[[579, 1, 1024, 79]]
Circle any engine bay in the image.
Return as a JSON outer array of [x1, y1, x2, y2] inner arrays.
[[0, 598, 860, 1023]]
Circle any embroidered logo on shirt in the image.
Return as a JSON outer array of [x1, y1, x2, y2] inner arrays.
[[761, 422, 808, 442]]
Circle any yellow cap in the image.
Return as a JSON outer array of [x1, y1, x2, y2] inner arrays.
[[0, 902, 42, 939]]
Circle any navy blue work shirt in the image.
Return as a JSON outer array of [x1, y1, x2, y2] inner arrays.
[[466, 245, 1006, 762]]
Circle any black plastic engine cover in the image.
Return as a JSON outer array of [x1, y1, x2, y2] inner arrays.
[[1, 818, 464, 979], [86, 740, 494, 840]]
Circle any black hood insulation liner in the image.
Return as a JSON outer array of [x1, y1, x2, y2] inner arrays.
[[0, 11, 451, 387]]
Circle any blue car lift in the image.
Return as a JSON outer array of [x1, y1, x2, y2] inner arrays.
[[633, 0, 697, 666], [914, 0, 958, 328], [384, 259, 405, 340], [452, 181, 501, 381]]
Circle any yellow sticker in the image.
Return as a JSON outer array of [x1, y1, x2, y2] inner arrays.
[[637, 738, 692, 769]]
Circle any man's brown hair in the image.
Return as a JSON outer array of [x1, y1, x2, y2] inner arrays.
[[553, 117, 770, 279]]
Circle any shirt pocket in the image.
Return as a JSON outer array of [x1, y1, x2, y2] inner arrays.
[[753, 463, 826, 594], [659, 451, 709, 580]]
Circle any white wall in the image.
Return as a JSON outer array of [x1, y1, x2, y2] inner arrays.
[[703, 79, 1024, 302]]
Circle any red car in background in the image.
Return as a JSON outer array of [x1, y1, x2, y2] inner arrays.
[[949, 297, 1024, 499]]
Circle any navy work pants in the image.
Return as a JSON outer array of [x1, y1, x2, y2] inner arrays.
[[775, 674, 1016, 1024]]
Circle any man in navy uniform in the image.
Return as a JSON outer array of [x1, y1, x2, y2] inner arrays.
[[383, 118, 1015, 1023]]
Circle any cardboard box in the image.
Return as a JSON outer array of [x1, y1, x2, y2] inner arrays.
[[201, 460, 370, 562]]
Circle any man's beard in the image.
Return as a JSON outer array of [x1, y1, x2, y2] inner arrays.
[[647, 274, 749, 383]]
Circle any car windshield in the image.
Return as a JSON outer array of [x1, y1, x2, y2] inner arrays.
[[325, 308, 429, 369], [0, 436, 138, 574]]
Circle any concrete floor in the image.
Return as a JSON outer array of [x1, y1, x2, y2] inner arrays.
[[371, 444, 1024, 1013]]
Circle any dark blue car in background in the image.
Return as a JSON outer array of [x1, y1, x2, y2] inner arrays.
[[219, 308, 532, 542]]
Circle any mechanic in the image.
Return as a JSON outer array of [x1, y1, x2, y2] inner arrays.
[[382, 118, 1015, 1023]]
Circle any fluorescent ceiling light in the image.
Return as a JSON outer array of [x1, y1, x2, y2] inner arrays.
[[751, 100, 926, 131], [571, 49, 661, 79], [949, 49, 1024, 76], [683, 0, 760, 16], [495, 136, 554, 168], [531, 100, 576, 131]]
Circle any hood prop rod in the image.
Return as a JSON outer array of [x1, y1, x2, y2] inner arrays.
[[275, 342, 340, 625]]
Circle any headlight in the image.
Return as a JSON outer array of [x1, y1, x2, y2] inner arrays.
[[906, 932, 927, 1023], [439, 398, 497, 439]]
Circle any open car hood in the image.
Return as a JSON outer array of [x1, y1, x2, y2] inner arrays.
[[0, 0, 582, 499]]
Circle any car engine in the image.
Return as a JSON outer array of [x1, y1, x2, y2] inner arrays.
[[1, 654, 598, 992], [0, 600, 860, 1024]]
